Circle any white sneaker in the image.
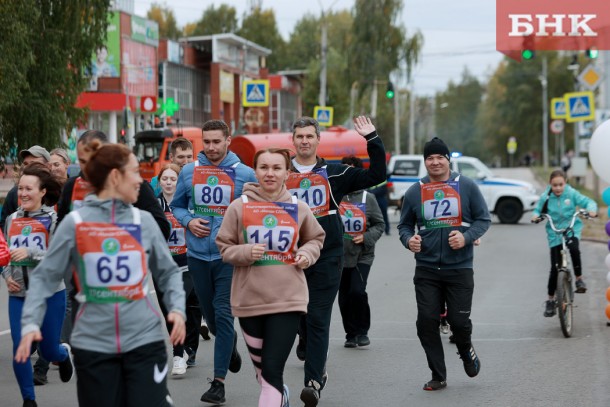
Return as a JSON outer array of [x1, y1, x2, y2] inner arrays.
[[171, 356, 187, 376]]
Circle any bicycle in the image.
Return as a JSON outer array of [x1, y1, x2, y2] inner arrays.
[[532, 208, 591, 338]]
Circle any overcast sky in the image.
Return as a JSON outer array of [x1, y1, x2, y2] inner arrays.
[[134, 0, 503, 96]]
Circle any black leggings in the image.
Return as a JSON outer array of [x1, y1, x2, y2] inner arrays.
[[239, 312, 300, 397], [548, 238, 581, 296]]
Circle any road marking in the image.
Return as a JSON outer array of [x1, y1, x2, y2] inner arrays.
[[0, 329, 11, 336]]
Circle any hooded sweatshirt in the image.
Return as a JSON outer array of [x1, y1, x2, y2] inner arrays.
[[2, 206, 63, 297], [171, 150, 257, 261], [20, 195, 185, 354], [216, 183, 325, 318]]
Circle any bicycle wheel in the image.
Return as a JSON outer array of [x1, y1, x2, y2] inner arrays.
[[556, 269, 573, 338]]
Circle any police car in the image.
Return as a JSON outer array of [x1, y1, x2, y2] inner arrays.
[[387, 154, 539, 224]]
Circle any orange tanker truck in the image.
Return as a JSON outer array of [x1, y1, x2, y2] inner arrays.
[[135, 126, 371, 181]]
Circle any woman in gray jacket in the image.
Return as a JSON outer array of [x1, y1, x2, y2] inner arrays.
[[15, 141, 186, 407], [338, 157, 385, 349]]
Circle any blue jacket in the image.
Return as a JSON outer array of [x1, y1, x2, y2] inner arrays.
[[171, 151, 256, 261], [533, 184, 597, 247], [398, 172, 491, 270]]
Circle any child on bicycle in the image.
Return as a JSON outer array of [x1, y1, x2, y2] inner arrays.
[[531, 169, 597, 317]]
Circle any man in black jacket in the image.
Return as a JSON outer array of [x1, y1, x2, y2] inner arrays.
[[288, 116, 386, 407]]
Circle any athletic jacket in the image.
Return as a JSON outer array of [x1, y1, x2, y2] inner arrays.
[[0, 229, 9, 266], [2, 206, 63, 297], [216, 183, 325, 317], [171, 151, 256, 261], [20, 195, 185, 354], [398, 171, 491, 269], [533, 184, 597, 247], [341, 190, 385, 268], [57, 174, 171, 240], [289, 131, 386, 258]]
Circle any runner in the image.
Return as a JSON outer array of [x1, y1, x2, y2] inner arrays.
[[171, 119, 256, 404], [338, 156, 385, 349], [15, 140, 186, 407], [3, 163, 72, 407], [287, 115, 386, 406], [397, 137, 490, 391], [217, 147, 325, 407], [156, 163, 200, 375], [0, 229, 9, 266]]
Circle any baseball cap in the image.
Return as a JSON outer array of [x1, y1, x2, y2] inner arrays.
[[19, 145, 51, 162]]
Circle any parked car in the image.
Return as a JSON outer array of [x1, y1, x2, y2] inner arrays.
[[387, 155, 539, 224]]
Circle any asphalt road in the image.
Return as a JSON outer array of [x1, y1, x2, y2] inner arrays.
[[1, 170, 609, 406]]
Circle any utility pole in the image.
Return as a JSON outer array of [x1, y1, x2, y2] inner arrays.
[[541, 54, 549, 170], [370, 80, 378, 120], [394, 92, 400, 154], [319, 18, 327, 107], [408, 81, 415, 154]]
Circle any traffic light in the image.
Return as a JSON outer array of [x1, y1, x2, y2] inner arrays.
[[119, 128, 127, 144], [386, 81, 395, 99], [586, 47, 599, 59], [521, 35, 535, 60]]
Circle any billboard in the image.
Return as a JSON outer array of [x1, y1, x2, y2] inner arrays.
[[89, 12, 121, 78]]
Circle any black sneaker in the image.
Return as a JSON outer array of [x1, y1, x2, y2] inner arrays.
[[23, 400, 38, 407], [58, 343, 74, 383], [200, 322, 211, 340], [458, 345, 481, 378], [423, 379, 447, 391], [300, 379, 321, 407], [228, 333, 242, 373], [575, 279, 587, 293], [344, 337, 357, 348], [33, 371, 48, 386], [544, 299, 557, 317], [296, 336, 306, 361], [200, 379, 225, 404], [357, 335, 370, 347]]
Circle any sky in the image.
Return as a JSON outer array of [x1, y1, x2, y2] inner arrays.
[[133, 0, 504, 96]]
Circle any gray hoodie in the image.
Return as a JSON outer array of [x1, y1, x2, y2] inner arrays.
[[20, 195, 186, 354]]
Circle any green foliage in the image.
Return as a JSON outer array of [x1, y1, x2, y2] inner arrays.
[[147, 3, 181, 40], [435, 69, 484, 156], [0, 0, 110, 157], [191, 4, 238, 36], [475, 52, 576, 165], [237, 8, 286, 72]]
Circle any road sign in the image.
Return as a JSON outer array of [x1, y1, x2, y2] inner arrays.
[[242, 79, 269, 107], [506, 136, 517, 155], [140, 96, 157, 112], [577, 64, 603, 91], [551, 98, 566, 119], [564, 91, 595, 123], [244, 107, 264, 127], [550, 119, 564, 134], [314, 106, 334, 127]]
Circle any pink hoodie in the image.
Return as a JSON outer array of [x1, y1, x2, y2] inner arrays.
[[216, 183, 325, 318]]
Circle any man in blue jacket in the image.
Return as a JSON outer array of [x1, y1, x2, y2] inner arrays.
[[398, 137, 490, 392], [171, 120, 255, 405]]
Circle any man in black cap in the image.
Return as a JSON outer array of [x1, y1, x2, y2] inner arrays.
[[0, 146, 51, 230], [397, 137, 490, 391]]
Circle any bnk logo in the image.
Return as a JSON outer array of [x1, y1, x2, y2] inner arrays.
[[496, 0, 610, 60]]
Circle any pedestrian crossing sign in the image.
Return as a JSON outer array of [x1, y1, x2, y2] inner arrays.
[[564, 91, 595, 123], [314, 106, 334, 127], [550, 97, 566, 119], [242, 79, 269, 107]]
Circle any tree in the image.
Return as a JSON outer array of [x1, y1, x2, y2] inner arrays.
[[191, 4, 238, 36], [237, 7, 286, 72], [147, 3, 181, 40], [0, 1, 110, 157], [435, 69, 484, 156]]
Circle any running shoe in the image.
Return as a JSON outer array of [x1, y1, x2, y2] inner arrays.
[[440, 320, 450, 335], [282, 384, 290, 407], [201, 378, 225, 404], [200, 321, 211, 340], [300, 379, 321, 407], [575, 279, 587, 293], [171, 356, 187, 376], [344, 337, 357, 348], [458, 345, 481, 378], [544, 299, 557, 317], [357, 335, 370, 347], [185, 346, 197, 367], [23, 399, 37, 407], [58, 343, 74, 383], [228, 332, 242, 373], [33, 371, 48, 386], [423, 379, 447, 391]]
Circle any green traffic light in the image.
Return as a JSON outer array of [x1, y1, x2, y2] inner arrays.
[[586, 48, 599, 59], [386, 90, 395, 99], [522, 49, 535, 60]]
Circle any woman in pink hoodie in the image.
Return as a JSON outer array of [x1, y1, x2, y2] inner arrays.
[[216, 148, 325, 407]]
